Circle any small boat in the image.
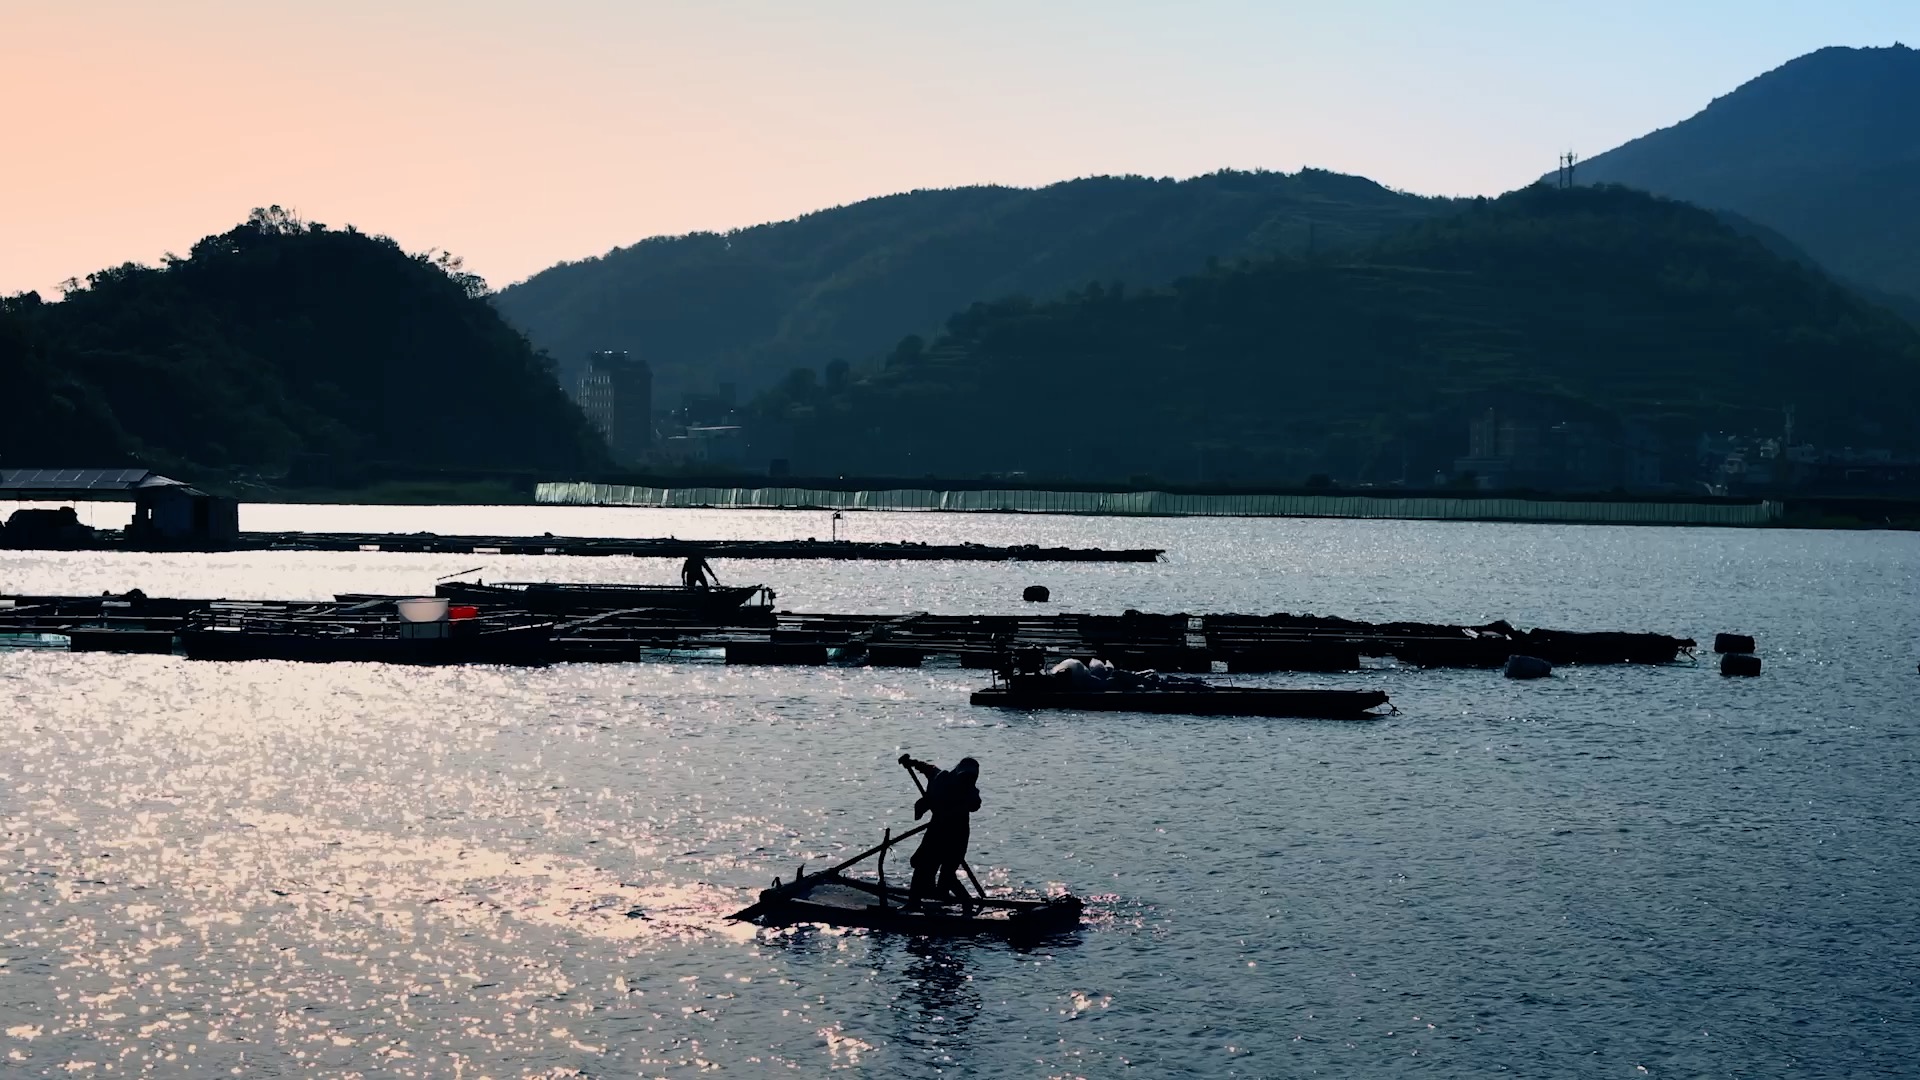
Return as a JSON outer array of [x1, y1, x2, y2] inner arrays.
[[730, 823, 1082, 940], [434, 581, 773, 617], [971, 675, 1390, 719]]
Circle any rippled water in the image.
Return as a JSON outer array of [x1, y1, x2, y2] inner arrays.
[[3, 506, 1917, 1077]]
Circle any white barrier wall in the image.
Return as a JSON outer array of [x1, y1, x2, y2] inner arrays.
[[535, 482, 1785, 526]]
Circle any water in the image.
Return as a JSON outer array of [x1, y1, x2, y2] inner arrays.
[[2, 507, 1917, 1077]]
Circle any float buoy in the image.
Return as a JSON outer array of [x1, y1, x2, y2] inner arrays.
[[1503, 654, 1552, 680], [1714, 633, 1756, 654]]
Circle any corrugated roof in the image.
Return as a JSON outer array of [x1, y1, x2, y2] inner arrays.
[[0, 468, 185, 494]]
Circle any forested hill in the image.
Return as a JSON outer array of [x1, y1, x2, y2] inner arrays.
[[753, 185, 1920, 485], [1573, 44, 1920, 303], [493, 170, 1458, 402], [0, 209, 607, 478]]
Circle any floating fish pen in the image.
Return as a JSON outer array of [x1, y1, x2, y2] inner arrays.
[[534, 608, 1696, 670], [176, 599, 554, 665], [2, 529, 1164, 562], [0, 592, 1697, 671]]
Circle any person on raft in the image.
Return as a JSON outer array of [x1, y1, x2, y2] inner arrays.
[[899, 754, 981, 906], [680, 553, 718, 588]]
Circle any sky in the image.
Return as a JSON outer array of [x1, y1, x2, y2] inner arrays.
[[3, 0, 1915, 296]]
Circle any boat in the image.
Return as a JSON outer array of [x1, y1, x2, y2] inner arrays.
[[730, 823, 1083, 940], [433, 581, 774, 617], [971, 674, 1390, 719], [179, 603, 554, 665]]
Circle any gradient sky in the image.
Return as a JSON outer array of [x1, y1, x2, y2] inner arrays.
[[4, 0, 1915, 296]]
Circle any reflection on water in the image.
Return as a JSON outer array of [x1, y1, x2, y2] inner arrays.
[[893, 936, 982, 1063], [3, 509, 1920, 1076]]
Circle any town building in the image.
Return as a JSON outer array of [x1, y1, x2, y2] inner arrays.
[[1450, 408, 1666, 492], [574, 351, 653, 464]]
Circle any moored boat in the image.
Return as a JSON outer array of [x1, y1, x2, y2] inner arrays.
[[434, 580, 773, 617]]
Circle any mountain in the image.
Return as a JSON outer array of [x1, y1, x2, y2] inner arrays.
[[491, 170, 1459, 404], [0, 209, 607, 479], [1573, 44, 1920, 302], [751, 185, 1920, 485]]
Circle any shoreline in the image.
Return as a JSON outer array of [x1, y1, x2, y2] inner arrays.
[[14, 483, 1920, 532]]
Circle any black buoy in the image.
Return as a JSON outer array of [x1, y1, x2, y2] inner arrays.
[[1503, 654, 1552, 680], [1714, 633, 1756, 654], [1022, 585, 1050, 603], [1720, 654, 1762, 677]]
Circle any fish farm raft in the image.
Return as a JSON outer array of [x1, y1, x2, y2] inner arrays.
[[0, 588, 1697, 671], [0, 529, 1163, 562]]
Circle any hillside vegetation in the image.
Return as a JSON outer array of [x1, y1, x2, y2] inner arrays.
[[752, 186, 1920, 484], [0, 209, 607, 478], [1575, 44, 1920, 303], [493, 170, 1458, 402]]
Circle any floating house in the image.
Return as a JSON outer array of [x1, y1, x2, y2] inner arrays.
[[0, 468, 238, 549]]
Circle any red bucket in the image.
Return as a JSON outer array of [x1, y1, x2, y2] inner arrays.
[[448, 605, 479, 620]]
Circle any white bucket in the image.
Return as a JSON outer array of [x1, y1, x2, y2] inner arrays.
[[396, 597, 450, 622]]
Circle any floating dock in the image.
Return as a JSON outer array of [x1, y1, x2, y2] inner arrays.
[[0, 531, 1163, 562], [0, 593, 1696, 670]]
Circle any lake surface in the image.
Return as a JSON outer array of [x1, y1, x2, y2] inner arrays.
[[3, 506, 1917, 1077]]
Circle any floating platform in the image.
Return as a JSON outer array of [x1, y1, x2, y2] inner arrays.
[[0, 593, 1698, 671], [67, 627, 176, 654], [1, 531, 1162, 562], [970, 683, 1391, 719], [177, 603, 555, 665]]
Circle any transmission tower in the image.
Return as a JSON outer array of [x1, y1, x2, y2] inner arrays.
[[1557, 151, 1580, 189]]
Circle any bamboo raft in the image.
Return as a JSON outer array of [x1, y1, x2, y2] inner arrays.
[[729, 821, 1084, 939]]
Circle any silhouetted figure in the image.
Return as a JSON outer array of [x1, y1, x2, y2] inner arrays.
[[681, 554, 717, 588], [900, 755, 980, 905]]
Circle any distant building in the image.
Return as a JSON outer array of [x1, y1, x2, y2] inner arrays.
[[1454, 408, 1543, 488], [574, 351, 653, 464], [1452, 408, 1665, 491], [660, 425, 746, 466]]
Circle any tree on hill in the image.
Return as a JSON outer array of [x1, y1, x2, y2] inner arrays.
[[1, 209, 608, 478], [491, 169, 1459, 405], [751, 185, 1920, 486]]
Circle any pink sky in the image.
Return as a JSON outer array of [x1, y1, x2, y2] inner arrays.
[[3, 0, 1911, 297]]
